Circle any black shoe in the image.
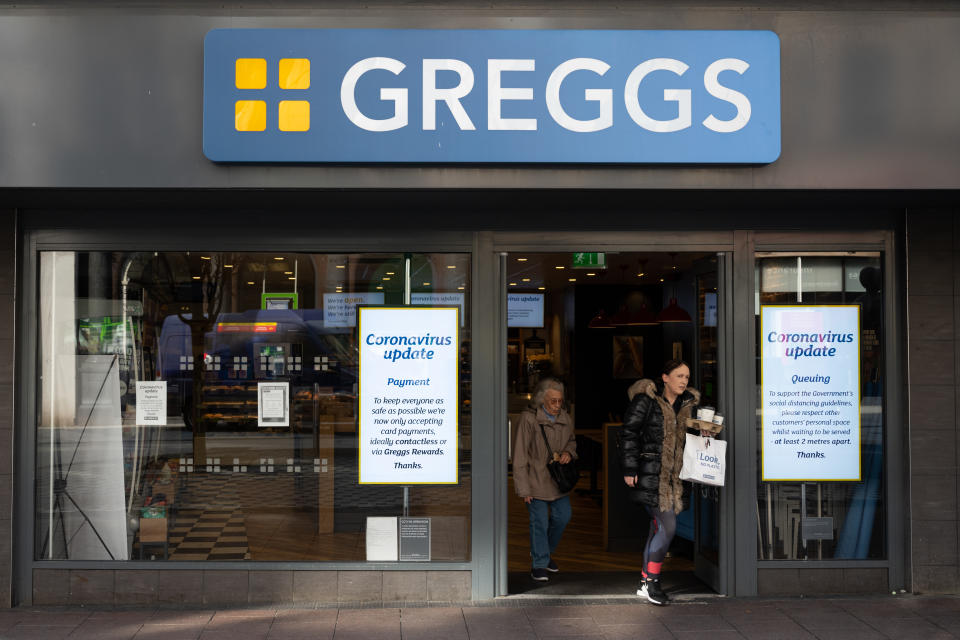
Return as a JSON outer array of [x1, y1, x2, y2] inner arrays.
[[637, 578, 669, 605], [546, 559, 559, 573], [531, 567, 550, 582]]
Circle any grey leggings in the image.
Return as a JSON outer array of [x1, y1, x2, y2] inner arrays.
[[643, 505, 677, 578]]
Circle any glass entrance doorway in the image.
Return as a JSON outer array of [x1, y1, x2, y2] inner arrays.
[[504, 251, 725, 597]]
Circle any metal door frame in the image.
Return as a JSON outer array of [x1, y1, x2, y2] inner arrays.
[[489, 231, 738, 597]]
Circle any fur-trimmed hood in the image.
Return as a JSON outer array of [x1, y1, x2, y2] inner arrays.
[[627, 378, 700, 405]]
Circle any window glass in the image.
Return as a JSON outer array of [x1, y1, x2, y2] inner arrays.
[[755, 253, 884, 560], [36, 251, 471, 562]]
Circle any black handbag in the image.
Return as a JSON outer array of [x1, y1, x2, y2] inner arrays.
[[538, 424, 579, 493]]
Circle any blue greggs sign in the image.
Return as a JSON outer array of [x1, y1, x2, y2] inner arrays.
[[203, 29, 780, 163]]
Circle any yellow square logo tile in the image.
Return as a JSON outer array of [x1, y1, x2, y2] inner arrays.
[[279, 58, 310, 90], [235, 100, 267, 131], [278, 101, 310, 132], [235, 58, 267, 89]]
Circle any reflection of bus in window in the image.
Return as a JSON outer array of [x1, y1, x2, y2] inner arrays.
[[157, 309, 358, 431]]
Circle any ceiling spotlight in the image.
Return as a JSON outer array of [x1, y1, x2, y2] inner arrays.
[[522, 278, 531, 282], [568, 278, 576, 282], [247, 281, 255, 285], [555, 266, 565, 270], [587, 273, 596, 277], [423, 282, 431, 286], [200, 256, 211, 261], [335, 265, 346, 269], [517, 257, 528, 262], [224, 264, 233, 268], [509, 282, 518, 286], [383, 277, 391, 281], [273, 257, 284, 261], [192, 276, 200, 280], [447, 265, 456, 269], [538, 287, 546, 290]]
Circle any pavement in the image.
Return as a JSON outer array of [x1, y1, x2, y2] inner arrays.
[[2, 593, 960, 639]]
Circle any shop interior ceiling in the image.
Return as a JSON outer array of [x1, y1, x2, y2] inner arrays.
[[506, 252, 712, 291]]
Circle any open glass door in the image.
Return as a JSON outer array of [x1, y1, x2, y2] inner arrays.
[[691, 253, 729, 593], [503, 250, 728, 597]]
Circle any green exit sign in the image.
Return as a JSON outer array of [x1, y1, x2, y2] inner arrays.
[[572, 252, 606, 269]]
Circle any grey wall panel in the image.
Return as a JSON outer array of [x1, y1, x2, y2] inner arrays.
[[0, 209, 13, 606], [906, 209, 960, 593], [0, 5, 959, 189]]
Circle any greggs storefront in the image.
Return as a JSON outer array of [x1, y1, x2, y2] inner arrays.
[[1, 2, 958, 607]]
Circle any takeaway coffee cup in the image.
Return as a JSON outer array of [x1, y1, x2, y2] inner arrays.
[[712, 413, 724, 426], [700, 406, 715, 422]]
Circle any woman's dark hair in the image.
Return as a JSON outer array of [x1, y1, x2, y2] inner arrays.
[[661, 359, 690, 376]]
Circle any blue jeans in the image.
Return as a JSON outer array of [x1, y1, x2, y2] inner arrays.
[[526, 496, 572, 569]]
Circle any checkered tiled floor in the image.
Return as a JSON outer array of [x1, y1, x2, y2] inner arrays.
[[135, 464, 470, 560]]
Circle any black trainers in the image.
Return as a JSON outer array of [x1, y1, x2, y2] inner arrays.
[[546, 559, 559, 573], [637, 578, 670, 605], [531, 567, 550, 582]]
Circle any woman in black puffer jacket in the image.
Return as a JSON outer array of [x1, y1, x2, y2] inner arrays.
[[619, 359, 714, 605]]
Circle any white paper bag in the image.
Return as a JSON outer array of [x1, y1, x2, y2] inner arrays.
[[679, 433, 726, 486]]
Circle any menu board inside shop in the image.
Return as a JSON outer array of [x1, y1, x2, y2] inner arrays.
[[761, 305, 861, 481], [358, 306, 459, 484]]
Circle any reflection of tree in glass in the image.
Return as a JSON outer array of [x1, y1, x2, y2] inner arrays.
[[137, 253, 238, 462]]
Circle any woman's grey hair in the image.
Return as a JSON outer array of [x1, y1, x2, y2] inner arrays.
[[533, 378, 565, 407]]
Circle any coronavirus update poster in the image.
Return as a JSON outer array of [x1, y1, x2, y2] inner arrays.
[[358, 306, 459, 484], [761, 305, 860, 481]]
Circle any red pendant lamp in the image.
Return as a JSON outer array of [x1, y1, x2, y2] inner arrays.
[[656, 297, 692, 323]]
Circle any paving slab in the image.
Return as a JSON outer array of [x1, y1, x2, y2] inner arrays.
[[597, 621, 675, 640], [0, 594, 955, 640]]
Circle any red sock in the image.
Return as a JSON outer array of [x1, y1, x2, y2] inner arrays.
[[646, 561, 663, 579]]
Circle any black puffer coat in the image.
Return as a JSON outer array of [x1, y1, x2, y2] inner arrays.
[[619, 379, 700, 513]]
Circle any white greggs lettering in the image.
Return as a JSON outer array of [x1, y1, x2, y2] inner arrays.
[[340, 57, 751, 133]]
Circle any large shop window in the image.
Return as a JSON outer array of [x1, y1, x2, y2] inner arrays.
[[755, 253, 884, 560], [36, 251, 471, 562]]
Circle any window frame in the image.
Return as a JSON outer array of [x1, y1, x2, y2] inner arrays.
[[737, 231, 905, 594], [15, 217, 477, 591]]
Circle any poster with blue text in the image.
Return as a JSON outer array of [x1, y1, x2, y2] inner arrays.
[[358, 306, 459, 484], [761, 305, 860, 481]]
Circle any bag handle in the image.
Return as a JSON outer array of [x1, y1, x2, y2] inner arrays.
[[537, 423, 556, 464]]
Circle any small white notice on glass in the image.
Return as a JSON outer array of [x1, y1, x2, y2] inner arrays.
[[365, 516, 399, 561], [258, 382, 289, 427], [136, 381, 167, 426]]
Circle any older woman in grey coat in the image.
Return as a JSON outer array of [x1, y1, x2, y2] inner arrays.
[[513, 378, 578, 582]]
